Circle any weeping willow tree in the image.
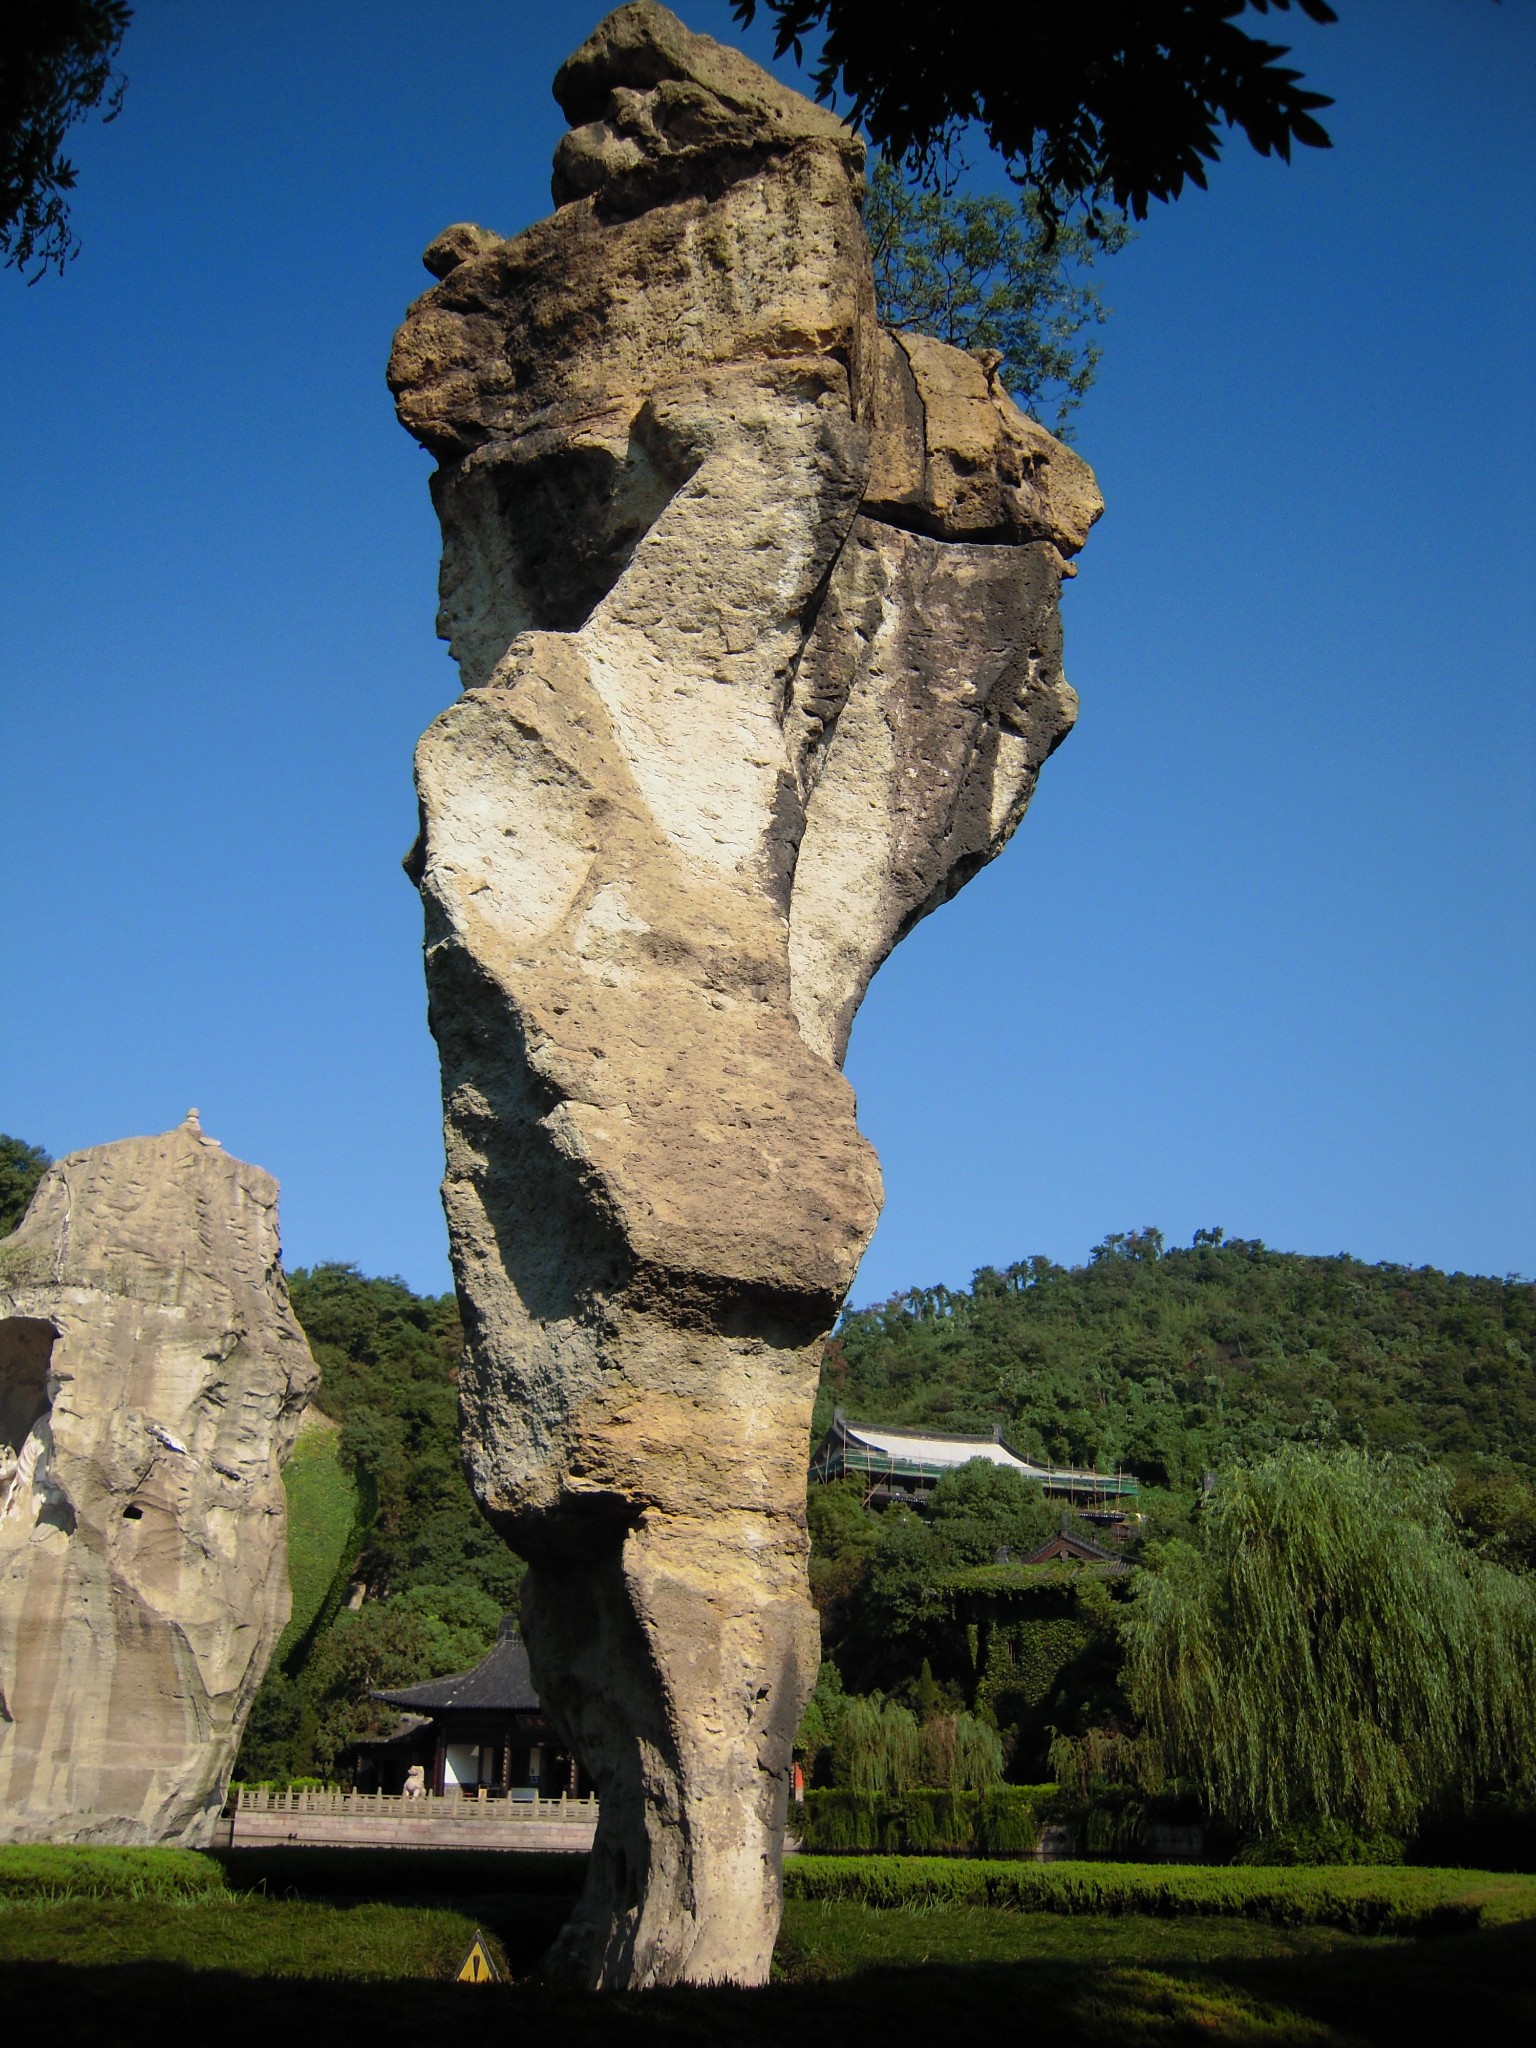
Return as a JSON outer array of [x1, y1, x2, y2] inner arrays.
[[921, 1711, 1005, 1791], [1122, 1445, 1536, 1840], [831, 1696, 1002, 1795], [834, 1697, 922, 1795]]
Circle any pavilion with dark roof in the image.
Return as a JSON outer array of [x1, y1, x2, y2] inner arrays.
[[355, 1617, 590, 1799]]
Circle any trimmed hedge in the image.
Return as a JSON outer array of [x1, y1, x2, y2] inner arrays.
[[781, 1855, 1536, 1935], [0, 1846, 228, 1901], [791, 1785, 1059, 1857]]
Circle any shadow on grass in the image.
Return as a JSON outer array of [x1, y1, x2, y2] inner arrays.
[[215, 1847, 589, 1899], [2, 1915, 1533, 2048]]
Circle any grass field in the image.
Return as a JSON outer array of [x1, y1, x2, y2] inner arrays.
[[273, 1408, 357, 1663], [1, 1847, 1531, 2045]]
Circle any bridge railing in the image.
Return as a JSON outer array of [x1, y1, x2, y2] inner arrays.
[[230, 1784, 598, 1824], [825, 1445, 1140, 1499]]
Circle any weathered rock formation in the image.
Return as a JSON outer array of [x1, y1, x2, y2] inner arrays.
[[389, 1, 1100, 1988], [0, 1114, 317, 1844]]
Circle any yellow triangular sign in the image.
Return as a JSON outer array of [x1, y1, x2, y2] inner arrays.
[[456, 1933, 501, 1984]]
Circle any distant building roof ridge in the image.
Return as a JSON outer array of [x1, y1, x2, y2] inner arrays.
[[840, 1417, 1004, 1446], [812, 1410, 1139, 1500]]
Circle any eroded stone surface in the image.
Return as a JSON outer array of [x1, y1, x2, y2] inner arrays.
[[0, 1115, 317, 1845], [389, 0, 1100, 1987]]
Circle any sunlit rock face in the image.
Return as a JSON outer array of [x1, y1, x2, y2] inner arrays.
[[389, 0, 1099, 1989], [0, 1116, 317, 1845]]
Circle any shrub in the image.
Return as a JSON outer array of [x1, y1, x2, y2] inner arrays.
[[793, 1791, 881, 1853], [1236, 1819, 1406, 1867], [791, 1785, 1054, 1857], [975, 1786, 1052, 1855], [217, 1847, 588, 1898], [832, 1697, 921, 1796]]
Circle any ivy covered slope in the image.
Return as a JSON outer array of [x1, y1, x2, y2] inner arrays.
[[819, 1228, 1536, 1488], [237, 1264, 525, 1782]]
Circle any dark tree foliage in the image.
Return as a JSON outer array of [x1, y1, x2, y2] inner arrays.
[[2, 1, 130, 280], [0, 1135, 51, 1235], [285, 1263, 524, 1612], [808, 1456, 1131, 1777], [733, 0, 1335, 235], [812, 1234, 1536, 1799], [820, 1230, 1536, 1490]]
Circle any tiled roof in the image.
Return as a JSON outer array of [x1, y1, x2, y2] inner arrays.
[[374, 1620, 542, 1714], [1021, 1530, 1124, 1565]]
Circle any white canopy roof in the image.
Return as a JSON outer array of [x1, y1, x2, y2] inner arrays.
[[840, 1423, 1048, 1479]]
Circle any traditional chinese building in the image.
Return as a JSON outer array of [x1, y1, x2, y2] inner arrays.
[[809, 1410, 1139, 1515], [354, 1617, 591, 1798]]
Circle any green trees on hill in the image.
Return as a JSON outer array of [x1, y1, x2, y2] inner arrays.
[[234, 1229, 1536, 1828], [822, 1229, 1536, 1488], [283, 1263, 523, 1611], [0, 1135, 49, 1235], [806, 1461, 1124, 1779], [804, 1233, 1536, 1843], [236, 1264, 523, 1782]]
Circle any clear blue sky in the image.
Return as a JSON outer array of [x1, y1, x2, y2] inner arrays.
[[2, 1, 1532, 1304]]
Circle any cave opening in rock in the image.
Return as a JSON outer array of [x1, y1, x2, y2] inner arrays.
[[0, 1317, 55, 1455]]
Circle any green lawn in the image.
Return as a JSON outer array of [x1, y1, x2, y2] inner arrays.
[[0, 1895, 495, 1980], [1, 1848, 1532, 2045], [273, 1409, 357, 1663]]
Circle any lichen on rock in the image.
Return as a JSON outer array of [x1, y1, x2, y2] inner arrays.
[[389, 0, 1100, 1988], [0, 1114, 317, 1845]]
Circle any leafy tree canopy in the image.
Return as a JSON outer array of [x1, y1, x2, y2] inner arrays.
[[925, 1458, 1060, 1558], [0, 1136, 50, 1236], [865, 154, 1129, 435], [285, 1262, 524, 1613], [2, 2, 130, 280], [734, 0, 1335, 236]]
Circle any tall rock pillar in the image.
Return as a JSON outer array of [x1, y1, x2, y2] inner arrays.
[[0, 1115, 317, 1844], [389, 1, 1100, 1986]]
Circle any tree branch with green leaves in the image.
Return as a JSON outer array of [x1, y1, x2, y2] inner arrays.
[[865, 155, 1130, 437]]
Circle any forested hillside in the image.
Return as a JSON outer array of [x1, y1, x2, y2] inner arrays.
[[803, 1231, 1536, 1792], [240, 1230, 1535, 1785], [820, 1228, 1536, 1488]]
